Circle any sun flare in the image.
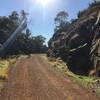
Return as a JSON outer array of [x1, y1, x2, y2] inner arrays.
[[37, 0, 51, 6]]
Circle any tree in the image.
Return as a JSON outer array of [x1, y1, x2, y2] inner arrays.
[[0, 11, 47, 57], [54, 11, 69, 31], [25, 29, 31, 39], [0, 14, 18, 44], [9, 11, 19, 26], [32, 35, 46, 47]]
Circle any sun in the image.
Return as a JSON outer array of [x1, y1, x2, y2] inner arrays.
[[37, 0, 51, 6]]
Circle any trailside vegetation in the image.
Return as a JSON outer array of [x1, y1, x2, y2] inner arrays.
[[0, 11, 47, 57], [47, 2, 100, 77]]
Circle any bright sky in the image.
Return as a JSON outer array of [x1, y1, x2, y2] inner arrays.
[[0, 0, 93, 44]]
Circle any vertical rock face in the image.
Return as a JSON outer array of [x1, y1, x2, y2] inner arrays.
[[48, 3, 100, 76]]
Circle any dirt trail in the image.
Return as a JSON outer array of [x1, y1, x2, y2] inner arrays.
[[0, 55, 99, 100]]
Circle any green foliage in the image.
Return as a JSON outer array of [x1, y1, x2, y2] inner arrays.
[[32, 35, 46, 47], [54, 11, 69, 31], [0, 15, 17, 44], [8, 32, 47, 55], [0, 11, 47, 57]]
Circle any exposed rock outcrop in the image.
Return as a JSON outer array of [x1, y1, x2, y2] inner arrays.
[[48, 2, 100, 76]]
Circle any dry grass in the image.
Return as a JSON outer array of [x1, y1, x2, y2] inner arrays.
[[0, 57, 17, 89], [0, 60, 9, 80], [41, 55, 100, 97]]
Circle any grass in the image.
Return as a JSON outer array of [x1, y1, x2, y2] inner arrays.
[[41, 55, 100, 97], [0, 57, 17, 89], [0, 54, 29, 89], [0, 59, 9, 89], [0, 60, 9, 80]]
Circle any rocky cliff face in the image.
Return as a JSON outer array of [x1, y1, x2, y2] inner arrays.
[[48, 2, 100, 76]]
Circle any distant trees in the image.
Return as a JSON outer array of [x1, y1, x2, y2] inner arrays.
[[54, 11, 69, 31], [32, 35, 46, 47], [8, 32, 47, 55], [0, 11, 47, 57], [54, 11, 70, 35], [31, 35, 46, 53]]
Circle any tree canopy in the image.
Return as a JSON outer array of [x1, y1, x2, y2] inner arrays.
[[54, 11, 69, 30], [0, 11, 47, 57]]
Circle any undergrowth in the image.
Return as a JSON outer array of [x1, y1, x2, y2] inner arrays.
[[0, 56, 17, 89], [42, 55, 100, 97]]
